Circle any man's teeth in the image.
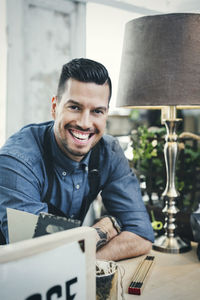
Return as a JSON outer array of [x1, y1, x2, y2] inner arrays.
[[71, 130, 90, 140]]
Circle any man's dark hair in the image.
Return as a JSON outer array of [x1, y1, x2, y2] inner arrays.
[[57, 58, 112, 103]]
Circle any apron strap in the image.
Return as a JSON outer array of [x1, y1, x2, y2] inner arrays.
[[43, 125, 101, 222]]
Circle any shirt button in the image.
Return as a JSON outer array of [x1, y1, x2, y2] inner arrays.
[[62, 171, 67, 176], [85, 166, 88, 172], [76, 184, 80, 190]]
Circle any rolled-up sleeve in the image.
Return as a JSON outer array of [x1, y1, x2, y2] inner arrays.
[[101, 138, 154, 243]]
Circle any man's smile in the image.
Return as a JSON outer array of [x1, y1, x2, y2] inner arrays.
[[68, 128, 95, 144]]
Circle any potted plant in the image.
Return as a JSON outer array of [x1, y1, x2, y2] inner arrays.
[[130, 125, 200, 240]]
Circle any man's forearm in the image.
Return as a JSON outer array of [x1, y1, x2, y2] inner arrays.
[[96, 231, 152, 261]]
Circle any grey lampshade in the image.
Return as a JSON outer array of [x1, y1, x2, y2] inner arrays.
[[116, 13, 200, 108]]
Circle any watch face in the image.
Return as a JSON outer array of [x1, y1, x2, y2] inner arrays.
[[111, 217, 121, 233]]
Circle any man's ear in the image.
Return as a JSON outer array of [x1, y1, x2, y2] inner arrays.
[[51, 96, 57, 119]]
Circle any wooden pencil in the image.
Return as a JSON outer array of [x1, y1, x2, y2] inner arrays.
[[128, 255, 155, 295]]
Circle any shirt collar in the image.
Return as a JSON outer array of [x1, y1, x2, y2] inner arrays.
[[50, 125, 91, 173]]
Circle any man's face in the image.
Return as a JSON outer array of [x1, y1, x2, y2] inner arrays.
[[52, 78, 109, 162]]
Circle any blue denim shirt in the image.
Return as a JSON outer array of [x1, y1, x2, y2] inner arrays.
[[0, 121, 154, 243]]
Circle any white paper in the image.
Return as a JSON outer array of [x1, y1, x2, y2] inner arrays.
[[0, 241, 86, 300], [7, 208, 38, 243]]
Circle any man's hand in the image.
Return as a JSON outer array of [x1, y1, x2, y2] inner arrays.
[[92, 216, 119, 250], [96, 231, 152, 261], [92, 216, 152, 261]]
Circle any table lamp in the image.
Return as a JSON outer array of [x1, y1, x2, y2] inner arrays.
[[116, 13, 200, 253]]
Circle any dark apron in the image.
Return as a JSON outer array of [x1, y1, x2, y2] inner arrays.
[[43, 125, 101, 224]]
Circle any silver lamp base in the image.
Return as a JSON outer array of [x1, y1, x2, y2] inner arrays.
[[153, 235, 191, 253]]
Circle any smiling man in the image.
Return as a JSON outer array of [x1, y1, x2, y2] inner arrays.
[[52, 78, 109, 160], [0, 58, 154, 260]]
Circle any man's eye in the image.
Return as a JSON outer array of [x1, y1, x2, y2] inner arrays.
[[69, 105, 80, 111], [93, 109, 104, 115]]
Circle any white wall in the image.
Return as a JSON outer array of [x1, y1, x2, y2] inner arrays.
[[86, 3, 141, 111], [0, 0, 86, 142], [0, 0, 7, 146]]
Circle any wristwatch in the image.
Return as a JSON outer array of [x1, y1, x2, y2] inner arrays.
[[108, 215, 121, 234]]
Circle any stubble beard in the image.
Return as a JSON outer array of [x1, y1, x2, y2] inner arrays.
[[57, 129, 99, 160], [62, 138, 88, 158]]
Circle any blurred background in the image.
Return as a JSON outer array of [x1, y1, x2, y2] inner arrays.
[[0, 1, 200, 228], [1, 0, 200, 142]]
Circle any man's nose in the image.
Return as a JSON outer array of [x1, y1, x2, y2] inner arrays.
[[76, 111, 92, 129]]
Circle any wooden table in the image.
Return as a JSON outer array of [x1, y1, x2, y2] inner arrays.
[[118, 242, 200, 300]]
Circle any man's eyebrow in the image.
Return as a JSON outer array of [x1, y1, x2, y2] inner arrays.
[[65, 99, 108, 111], [66, 99, 81, 106], [94, 106, 108, 112]]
